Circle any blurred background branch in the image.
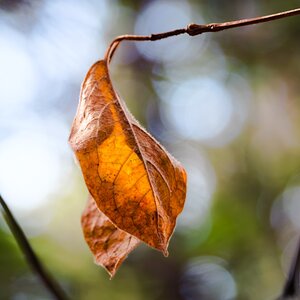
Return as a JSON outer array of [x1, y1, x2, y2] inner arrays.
[[279, 237, 300, 298], [0, 195, 69, 300]]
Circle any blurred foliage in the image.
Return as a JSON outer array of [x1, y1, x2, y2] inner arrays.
[[1, 0, 300, 299]]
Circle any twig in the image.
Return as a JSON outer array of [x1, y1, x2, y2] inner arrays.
[[0, 194, 69, 300], [279, 237, 300, 299], [104, 7, 300, 63]]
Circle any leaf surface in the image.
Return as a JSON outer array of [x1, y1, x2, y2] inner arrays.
[[69, 60, 187, 253], [82, 196, 140, 277]]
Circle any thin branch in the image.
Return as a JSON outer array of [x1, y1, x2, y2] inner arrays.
[[279, 237, 300, 299], [0, 194, 69, 300], [104, 7, 300, 63]]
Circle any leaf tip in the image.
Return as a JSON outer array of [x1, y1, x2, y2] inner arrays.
[[96, 258, 118, 278], [108, 269, 116, 280], [163, 249, 169, 257], [158, 241, 169, 257]]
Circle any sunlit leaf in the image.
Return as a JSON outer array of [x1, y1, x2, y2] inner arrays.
[[69, 59, 187, 254]]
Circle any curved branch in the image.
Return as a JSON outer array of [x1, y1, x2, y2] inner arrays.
[[104, 7, 300, 63], [0, 194, 69, 300]]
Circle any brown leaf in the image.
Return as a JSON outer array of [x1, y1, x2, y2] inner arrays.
[[69, 60, 187, 253], [82, 196, 140, 277]]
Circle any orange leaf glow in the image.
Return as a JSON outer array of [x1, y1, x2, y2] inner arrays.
[[69, 59, 187, 274]]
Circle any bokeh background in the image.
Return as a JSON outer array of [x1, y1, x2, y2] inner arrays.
[[1, 0, 300, 299]]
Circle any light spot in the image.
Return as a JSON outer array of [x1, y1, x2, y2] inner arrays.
[[162, 77, 233, 142], [0, 26, 38, 116], [173, 146, 216, 230], [0, 117, 71, 213], [282, 186, 300, 229], [134, 0, 203, 64], [180, 256, 237, 300]]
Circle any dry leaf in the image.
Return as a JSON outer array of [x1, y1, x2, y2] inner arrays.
[[69, 60, 187, 253], [82, 196, 140, 277]]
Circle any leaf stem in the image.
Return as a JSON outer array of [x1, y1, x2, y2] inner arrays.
[[104, 7, 300, 63], [0, 194, 69, 300]]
